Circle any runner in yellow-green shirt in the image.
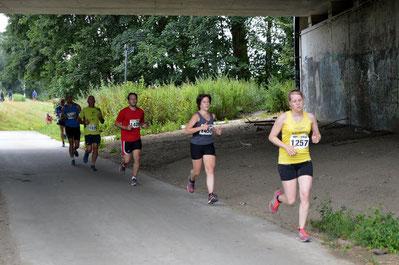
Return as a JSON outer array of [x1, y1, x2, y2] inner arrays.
[[79, 95, 104, 171]]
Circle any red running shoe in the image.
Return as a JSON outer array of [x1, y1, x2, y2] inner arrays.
[[268, 189, 283, 213], [298, 228, 311, 242]]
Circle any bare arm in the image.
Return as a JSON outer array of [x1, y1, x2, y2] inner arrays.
[[115, 120, 132, 131], [115, 111, 132, 131], [268, 113, 297, 156], [184, 113, 208, 134], [268, 113, 287, 149], [212, 113, 222, 136], [309, 113, 321, 143]]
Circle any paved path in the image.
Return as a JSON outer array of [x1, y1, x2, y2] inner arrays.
[[0, 131, 352, 265]]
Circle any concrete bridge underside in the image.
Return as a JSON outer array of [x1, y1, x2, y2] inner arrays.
[[0, 0, 333, 16]]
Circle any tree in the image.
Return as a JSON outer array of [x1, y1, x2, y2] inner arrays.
[[229, 16, 251, 80], [0, 14, 294, 97]]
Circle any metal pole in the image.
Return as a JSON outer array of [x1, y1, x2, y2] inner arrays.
[[124, 44, 128, 83], [294, 17, 300, 90]]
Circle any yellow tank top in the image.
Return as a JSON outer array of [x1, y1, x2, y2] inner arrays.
[[278, 111, 312, 164]]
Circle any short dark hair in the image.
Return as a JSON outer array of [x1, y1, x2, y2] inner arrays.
[[196, 94, 212, 110], [127, 92, 138, 100]]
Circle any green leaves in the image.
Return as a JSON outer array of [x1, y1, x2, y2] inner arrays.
[[312, 201, 399, 253], [0, 15, 294, 97]]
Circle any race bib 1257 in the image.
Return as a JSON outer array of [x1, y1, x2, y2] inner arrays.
[[290, 134, 309, 149]]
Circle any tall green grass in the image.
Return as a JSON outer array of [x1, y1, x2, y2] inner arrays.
[[0, 78, 293, 139], [265, 77, 294, 113], [82, 78, 270, 135]]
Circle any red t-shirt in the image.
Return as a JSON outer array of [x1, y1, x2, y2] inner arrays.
[[115, 107, 145, 142]]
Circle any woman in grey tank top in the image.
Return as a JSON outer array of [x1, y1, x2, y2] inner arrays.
[[184, 94, 222, 205]]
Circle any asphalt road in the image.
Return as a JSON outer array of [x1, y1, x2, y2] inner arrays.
[[0, 131, 352, 265]]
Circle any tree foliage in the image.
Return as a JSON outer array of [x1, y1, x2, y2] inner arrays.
[[0, 15, 294, 97]]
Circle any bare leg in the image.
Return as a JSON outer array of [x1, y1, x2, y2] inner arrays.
[[68, 138, 74, 157], [60, 126, 65, 145], [91, 144, 98, 165], [278, 179, 297, 206], [298, 175, 312, 229], [190, 159, 203, 181], [203, 155, 216, 194], [132, 149, 141, 177]]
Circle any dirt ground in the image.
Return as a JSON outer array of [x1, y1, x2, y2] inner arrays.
[[101, 121, 399, 265]]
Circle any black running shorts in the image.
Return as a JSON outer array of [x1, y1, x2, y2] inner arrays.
[[190, 143, 216, 160], [85, 135, 101, 145], [65, 126, 81, 140], [278, 161, 313, 181], [57, 120, 65, 126], [122, 139, 142, 155]]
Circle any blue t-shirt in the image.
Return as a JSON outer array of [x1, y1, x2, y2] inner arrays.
[[63, 103, 80, 128], [55, 105, 63, 119]]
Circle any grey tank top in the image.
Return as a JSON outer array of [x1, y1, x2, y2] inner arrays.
[[191, 112, 214, 145]]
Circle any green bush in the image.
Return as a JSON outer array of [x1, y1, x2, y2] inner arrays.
[[265, 77, 294, 112], [311, 201, 356, 239], [81, 77, 268, 136], [352, 210, 399, 253], [13, 93, 26, 102], [311, 201, 399, 253]]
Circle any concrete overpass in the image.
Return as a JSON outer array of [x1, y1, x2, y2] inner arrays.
[[0, 0, 344, 16], [0, 0, 398, 131]]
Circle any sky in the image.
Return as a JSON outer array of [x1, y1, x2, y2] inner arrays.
[[0, 14, 8, 32]]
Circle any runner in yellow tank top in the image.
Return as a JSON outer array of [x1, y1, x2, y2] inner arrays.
[[278, 111, 312, 164], [268, 89, 321, 242]]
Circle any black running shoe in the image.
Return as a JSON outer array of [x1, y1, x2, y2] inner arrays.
[[90, 165, 97, 172], [187, 178, 195, 193], [130, 176, 137, 186], [74, 150, 79, 157], [208, 193, 218, 205], [71, 159, 76, 166]]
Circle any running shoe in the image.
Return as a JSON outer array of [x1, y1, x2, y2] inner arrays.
[[186, 178, 195, 193], [74, 150, 79, 157], [208, 193, 218, 205], [90, 165, 98, 172], [83, 152, 89, 164], [269, 189, 283, 214], [71, 159, 76, 166], [298, 228, 311, 242], [130, 176, 137, 186], [62, 141, 65, 147]]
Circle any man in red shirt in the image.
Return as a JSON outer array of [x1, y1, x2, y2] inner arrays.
[[115, 93, 148, 186]]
